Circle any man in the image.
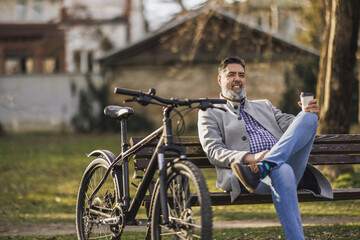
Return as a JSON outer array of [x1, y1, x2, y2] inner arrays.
[[198, 57, 324, 239]]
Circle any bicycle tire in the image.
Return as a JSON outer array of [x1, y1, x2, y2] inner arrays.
[[76, 157, 123, 240], [151, 161, 212, 240]]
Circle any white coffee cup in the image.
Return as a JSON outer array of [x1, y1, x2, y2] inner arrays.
[[300, 92, 314, 111]]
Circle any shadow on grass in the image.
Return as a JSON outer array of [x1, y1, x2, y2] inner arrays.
[[1, 223, 359, 240]]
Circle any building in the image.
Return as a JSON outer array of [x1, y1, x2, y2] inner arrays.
[[0, 0, 146, 132]]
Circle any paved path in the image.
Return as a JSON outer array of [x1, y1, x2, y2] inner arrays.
[[1, 216, 359, 236]]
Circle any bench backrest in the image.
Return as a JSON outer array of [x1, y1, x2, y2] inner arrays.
[[130, 134, 360, 171]]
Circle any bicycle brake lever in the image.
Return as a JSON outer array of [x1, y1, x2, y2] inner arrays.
[[198, 102, 227, 112], [198, 102, 212, 111], [124, 96, 152, 106]]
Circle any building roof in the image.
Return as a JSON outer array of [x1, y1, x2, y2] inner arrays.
[[99, 7, 319, 66]]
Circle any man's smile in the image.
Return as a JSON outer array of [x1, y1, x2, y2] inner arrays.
[[231, 82, 243, 91]]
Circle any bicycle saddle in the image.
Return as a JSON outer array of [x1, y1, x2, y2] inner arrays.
[[104, 105, 134, 120]]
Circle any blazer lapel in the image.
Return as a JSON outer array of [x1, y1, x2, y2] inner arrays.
[[243, 100, 281, 140]]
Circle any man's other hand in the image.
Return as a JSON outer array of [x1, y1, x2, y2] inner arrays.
[[298, 99, 320, 119], [243, 150, 270, 164], [298, 99, 320, 118]]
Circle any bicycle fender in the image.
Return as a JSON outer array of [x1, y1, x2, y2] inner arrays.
[[87, 150, 116, 165], [87, 150, 124, 201]]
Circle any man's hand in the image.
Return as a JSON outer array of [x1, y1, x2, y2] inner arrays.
[[298, 99, 320, 118], [243, 150, 269, 164]]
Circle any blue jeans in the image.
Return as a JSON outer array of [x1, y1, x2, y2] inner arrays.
[[253, 111, 318, 240]]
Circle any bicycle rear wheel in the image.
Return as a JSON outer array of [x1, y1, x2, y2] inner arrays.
[[76, 157, 123, 240], [151, 161, 212, 240]]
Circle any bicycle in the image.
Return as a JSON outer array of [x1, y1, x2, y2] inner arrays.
[[75, 87, 227, 240]]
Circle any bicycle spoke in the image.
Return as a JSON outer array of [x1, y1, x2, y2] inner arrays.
[[159, 225, 187, 240], [76, 159, 122, 240], [152, 162, 212, 240], [171, 177, 184, 216], [169, 216, 201, 229]]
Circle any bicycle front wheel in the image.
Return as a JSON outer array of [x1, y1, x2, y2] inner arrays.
[[151, 161, 212, 240], [76, 157, 122, 240]]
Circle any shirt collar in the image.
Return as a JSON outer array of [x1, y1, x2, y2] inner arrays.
[[220, 93, 246, 111], [220, 93, 246, 103], [240, 97, 246, 106]]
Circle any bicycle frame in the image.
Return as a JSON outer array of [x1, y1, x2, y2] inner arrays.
[[88, 105, 187, 226]]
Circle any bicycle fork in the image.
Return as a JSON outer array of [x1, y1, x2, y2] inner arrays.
[[157, 144, 186, 226]]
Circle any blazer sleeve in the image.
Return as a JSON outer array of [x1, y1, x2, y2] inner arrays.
[[268, 100, 295, 132], [197, 109, 249, 168]]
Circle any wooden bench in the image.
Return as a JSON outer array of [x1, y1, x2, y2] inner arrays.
[[130, 134, 360, 206]]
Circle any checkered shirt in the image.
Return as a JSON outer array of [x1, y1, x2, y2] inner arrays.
[[239, 98, 278, 154]]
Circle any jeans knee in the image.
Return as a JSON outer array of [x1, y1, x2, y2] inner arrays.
[[307, 113, 318, 133], [298, 112, 318, 133], [271, 163, 297, 191]]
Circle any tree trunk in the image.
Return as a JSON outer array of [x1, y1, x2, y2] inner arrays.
[[0, 121, 5, 136], [316, 0, 360, 134], [316, 0, 360, 179]]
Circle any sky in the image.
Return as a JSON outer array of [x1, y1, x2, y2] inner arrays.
[[143, 0, 247, 31], [143, 0, 207, 31]]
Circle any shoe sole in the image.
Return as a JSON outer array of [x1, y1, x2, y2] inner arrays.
[[231, 163, 254, 193]]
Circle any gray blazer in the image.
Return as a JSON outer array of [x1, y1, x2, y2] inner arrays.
[[198, 98, 333, 202]]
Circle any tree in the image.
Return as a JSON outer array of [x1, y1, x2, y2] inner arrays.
[[316, 0, 360, 134], [296, 0, 325, 50]]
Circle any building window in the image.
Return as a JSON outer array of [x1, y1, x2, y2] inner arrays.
[[42, 57, 57, 73], [4, 49, 35, 74], [25, 58, 34, 74], [33, 0, 43, 21], [15, 0, 27, 21], [5, 59, 21, 75], [73, 51, 81, 73], [87, 51, 93, 73]]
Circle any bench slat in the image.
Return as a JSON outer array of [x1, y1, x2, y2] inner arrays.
[[134, 155, 360, 171], [131, 134, 360, 145], [134, 145, 206, 158], [135, 158, 212, 170], [211, 188, 360, 205], [143, 188, 360, 206], [311, 144, 360, 154], [313, 134, 360, 143], [308, 155, 360, 165], [132, 144, 360, 159]]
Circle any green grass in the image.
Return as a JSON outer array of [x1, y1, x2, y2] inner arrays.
[[0, 133, 359, 234], [0, 133, 122, 225]]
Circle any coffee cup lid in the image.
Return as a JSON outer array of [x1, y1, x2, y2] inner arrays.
[[300, 92, 314, 97]]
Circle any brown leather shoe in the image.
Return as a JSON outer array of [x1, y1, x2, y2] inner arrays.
[[231, 162, 261, 193]]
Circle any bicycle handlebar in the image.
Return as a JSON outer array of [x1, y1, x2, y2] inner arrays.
[[114, 87, 227, 108]]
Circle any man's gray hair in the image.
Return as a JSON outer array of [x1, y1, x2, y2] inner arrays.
[[218, 57, 246, 75]]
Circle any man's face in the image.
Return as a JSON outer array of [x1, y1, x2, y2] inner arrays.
[[218, 63, 246, 100]]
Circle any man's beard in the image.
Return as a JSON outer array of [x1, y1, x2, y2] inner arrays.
[[221, 82, 246, 101]]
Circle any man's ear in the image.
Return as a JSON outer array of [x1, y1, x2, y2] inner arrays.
[[217, 75, 222, 86]]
